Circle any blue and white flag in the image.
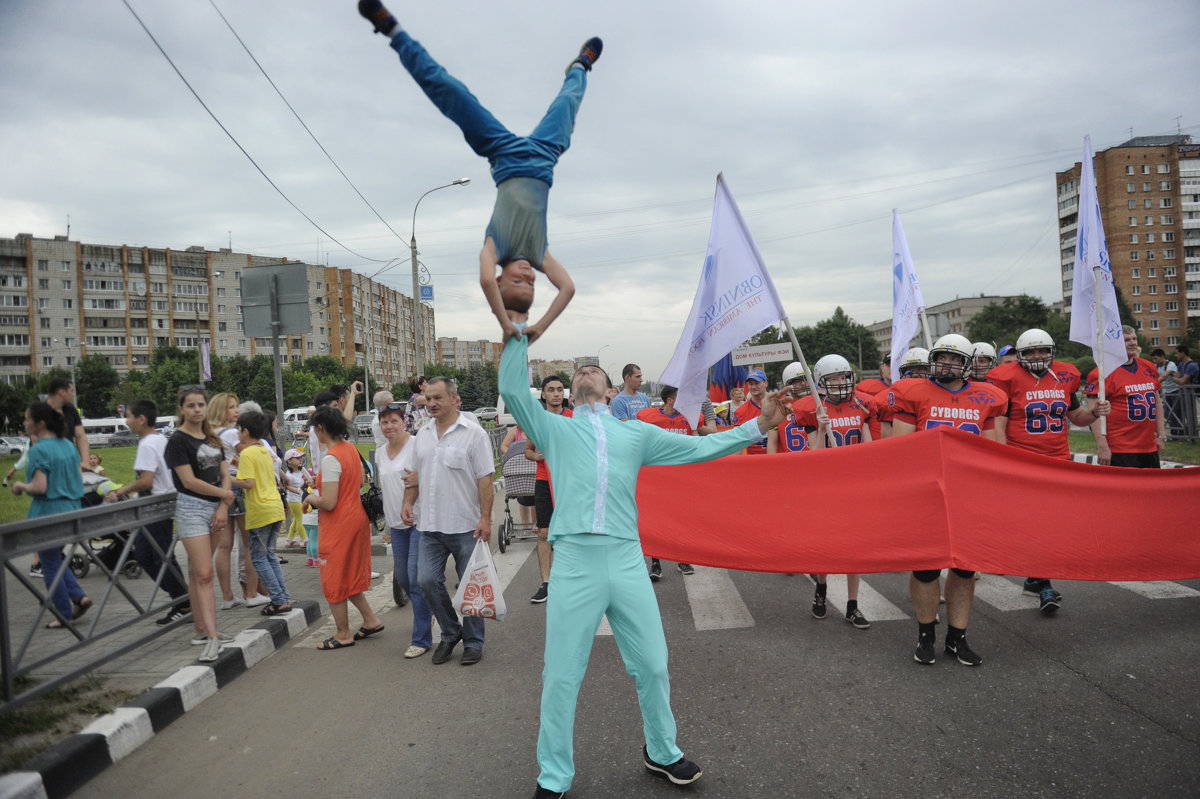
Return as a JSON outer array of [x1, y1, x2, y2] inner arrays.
[[890, 210, 926, 372], [1069, 134, 1125, 379], [661, 173, 789, 428], [199, 340, 212, 381]]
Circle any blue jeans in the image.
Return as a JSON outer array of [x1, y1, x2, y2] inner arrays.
[[389, 29, 587, 268], [38, 545, 86, 621], [390, 527, 432, 648], [248, 521, 289, 607], [417, 530, 484, 650]]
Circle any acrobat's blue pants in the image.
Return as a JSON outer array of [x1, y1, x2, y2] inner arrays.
[[537, 534, 683, 793]]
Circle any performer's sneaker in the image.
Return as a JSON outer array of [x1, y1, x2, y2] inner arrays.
[[1039, 585, 1061, 616], [914, 632, 936, 665], [532, 786, 565, 799], [649, 561, 662, 582], [811, 589, 826, 619], [643, 745, 702, 785], [945, 634, 982, 666], [358, 0, 397, 36], [530, 583, 548, 604], [677, 563, 695, 575], [567, 37, 603, 74], [1022, 577, 1045, 596], [845, 607, 870, 630]]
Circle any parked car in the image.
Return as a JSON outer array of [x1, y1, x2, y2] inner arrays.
[[107, 430, 141, 448], [0, 436, 27, 455], [353, 413, 375, 439], [473, 407, 499, 423]]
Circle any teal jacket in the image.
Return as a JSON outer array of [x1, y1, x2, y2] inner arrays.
[[500, 336, 762, 542]]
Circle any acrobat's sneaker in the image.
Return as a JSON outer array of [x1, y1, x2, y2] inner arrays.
[[358, 0, 397, 36], [567, 37, 603, 73]]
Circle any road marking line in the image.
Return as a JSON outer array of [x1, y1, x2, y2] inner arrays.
[[684, 567, 755, 630], [1108, 581, 1200, 600], [971, 574, 1039, 612], [815, 574, 910, 622]]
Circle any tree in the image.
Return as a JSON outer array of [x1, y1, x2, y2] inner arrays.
[[0, 379, 32, 434], [966, 295, 1057, 349], [298, 356, 346, 388], [74, 354, 121, 417], [458, 363, 498, 409], [742, 308, 881, 386]]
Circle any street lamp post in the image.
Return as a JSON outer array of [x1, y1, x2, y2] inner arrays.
[[410, 178, 470, 376], [596, 343, 611, 368]]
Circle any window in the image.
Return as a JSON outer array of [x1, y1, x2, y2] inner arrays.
[[218, 321, 227, 331], [219, 339, 227, 349], [150, 282, 165, 293], [1165, 283, 1178, 294], [1132, 285, 1142, 295], [1142, 165, 1151, 175], [1165, 266, 1177, 277], [1144, 199, 1153, 209], [61, 280, 71, 290], [82, 279, 124, 291], [1162, 198, 1174, 208], [1148, 284, 1158, 295], [1148, 251, 1156, 261], [60, 261, 70, 271], [1130, 234, 1139, 244], [40, 337, 50, 347], [217, 305, 225, 314], [1128, 199, 1137, 210], [1149, 302, 1158, 312], [84, 298, 123, 310], [1131, 267, 1141, 278], [1147, 233, 1156, 243], [1160, 181, 1172, 191], [86, 335, 126, 347], [1165, 301, 1178, 311], [1133, 302, 1142, 313], [42, 356, 52, 367], [1146, 215, 1155, 225], [38, 279, 50, 290], [1149, 336, 1159, 345], [1168, 336, 1180, 346], [0, 334, 29, 346], [1165, 249, 1176, 259], [62, 299, 73, 309], [1129, 217, 1138, 226], [132, 335, 148, 346], [1149, 319, 1160, 330], [217, 287, 225, 297], [1168, 318, 1180, 329], [37, 260, 48, 271], [1126, 166, 1135, 175], [1161, 215, 1174, 224], [1130, 251, 1140, 261], [39, 317, 50, 329], [1158, 163, 1170, 174], [1163, 232, 1175, 242]]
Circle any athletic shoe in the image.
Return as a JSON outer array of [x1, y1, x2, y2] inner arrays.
[[357, 0, 397, 36], [198, 636, 223, 663], [643, 745, 702, 785], [811, 590, 826, 619], [845, 607, 870, 630], [190, 632, 234, 646], [1022, 578, 1044, 596], [371, 571, 381, 580], [914, 633, 936, 665], [29, 563, 42, 579], [530, 583, 549, 604], [156, 604, 191, 626], [532, 786, 565, 799], [1039, 585, 1060, 616], [945, 635, 982, 666], [217, 597, 244, 610], [244, 595, 270, 608], [649, 562, 662, 582], [677, 563, 695, 576], [567, 37, 603, 74]]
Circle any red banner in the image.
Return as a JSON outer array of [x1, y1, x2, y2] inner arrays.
[[636, 427, 1200, 581]]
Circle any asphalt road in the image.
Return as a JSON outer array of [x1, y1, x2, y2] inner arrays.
[[75, 542, 1200, 799]]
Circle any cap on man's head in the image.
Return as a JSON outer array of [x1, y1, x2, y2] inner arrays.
[[881, 354, 892, 365], [998, 344, 1016, 356], [746, 369, 768, 383]]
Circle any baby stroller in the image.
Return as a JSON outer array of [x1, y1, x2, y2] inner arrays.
[[497, 444, 537, 553], [69, 472, 142, 579]]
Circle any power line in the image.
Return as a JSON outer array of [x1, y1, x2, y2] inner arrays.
[[206, 0, 408, 245], [120, 0, 387, 263]]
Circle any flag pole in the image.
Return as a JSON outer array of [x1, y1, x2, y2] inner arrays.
[[1093, 265, 1107, 435], [781, 317, 838, 447], [918, 310, 934, 349]]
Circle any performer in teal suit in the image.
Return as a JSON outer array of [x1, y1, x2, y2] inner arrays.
[[500, 335, 788, 798]]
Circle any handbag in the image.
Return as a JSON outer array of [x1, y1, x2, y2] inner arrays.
[[358, 453, 385, 526], [453, 538, 507, 621]]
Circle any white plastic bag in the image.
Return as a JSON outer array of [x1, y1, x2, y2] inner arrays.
[[453, 539, 507, 621]]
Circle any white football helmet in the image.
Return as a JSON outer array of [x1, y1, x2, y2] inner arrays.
[[1016, 328, 1056, 373], [929, 334, 973, 383], [781, 362, 811, 396], [898, 347, 930, 379], [971, 342, 997, 381], [814, 354, 856, 401]]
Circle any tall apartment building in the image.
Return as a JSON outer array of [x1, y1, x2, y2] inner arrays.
[[1056, 135, 1200, 350], [866, 294, 1025, 357], [0, 234, 435, 387], [435, 337, 503, 370]]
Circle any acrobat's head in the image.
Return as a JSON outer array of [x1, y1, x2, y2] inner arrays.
[[497, 258, 536, 314]]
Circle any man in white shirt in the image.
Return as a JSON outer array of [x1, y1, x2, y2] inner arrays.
[[112, 399, 190, 624], [402, 377, 495, 667]]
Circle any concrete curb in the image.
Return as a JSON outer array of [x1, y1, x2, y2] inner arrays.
[[2, 601, 322, 799]]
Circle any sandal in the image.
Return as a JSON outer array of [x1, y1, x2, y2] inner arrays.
[[72, 597, 93, 620], [353, 624, 385, 641], [316, 636, 354, 651], [261, 604, 293, 616]]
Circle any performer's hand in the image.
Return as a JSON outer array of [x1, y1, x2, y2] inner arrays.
[[474, 517, 491, 542], [1093, 400, 1111, 418], [756, 389, 791, 432]]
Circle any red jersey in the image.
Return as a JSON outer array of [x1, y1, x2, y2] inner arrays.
[[534, 406, 572, 482], [876, 377, 924, 431], [988, 360, 1081, 459], [734, 399, 768, 454], [774, 414, 809, 453], [1084, 358, 1161, 453], [857, 377, 890, 396], [636, 406, 694, 435], [791, 393, 873, 447], [891, 379, 1007, 435]]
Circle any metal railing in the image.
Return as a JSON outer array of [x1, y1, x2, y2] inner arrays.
[[1163, 383, 1199, 443], [0, 494, 183, 713]]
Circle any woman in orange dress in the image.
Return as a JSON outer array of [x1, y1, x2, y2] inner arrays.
[[301, 406, 383, 650]]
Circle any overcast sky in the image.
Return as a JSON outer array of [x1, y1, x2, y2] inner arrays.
[[2, 1, 1196, 378]]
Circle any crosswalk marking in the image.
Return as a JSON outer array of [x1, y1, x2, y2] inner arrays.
[[971, 574, 1041, 612], [811, 574, 911, 622], [1108, 581, 1200, 600], [684, 567, 756, 630]]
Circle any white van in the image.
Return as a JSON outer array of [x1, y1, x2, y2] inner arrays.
[[282, 407, 312, 426], [82, 417, 130, 448]]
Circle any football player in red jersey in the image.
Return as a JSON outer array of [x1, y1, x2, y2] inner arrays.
[[792, 354, 873, 629], [971, 342, 997, 383], [989, 329, 1110, 616], [524, 375, 574, 604], [873, 347, 929, 439], [891, 334, 1007, 667], [733, 369, 770, 454], [856, 355, 891, 442], [1086, 325, 1165, 468], [636, 386, 695, 577], [767, 363, 812, 454]]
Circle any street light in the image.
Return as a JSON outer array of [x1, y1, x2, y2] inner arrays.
[[410, 178, 470, 375], [597, 343, 611, 368], [53, 338, 76, 388]]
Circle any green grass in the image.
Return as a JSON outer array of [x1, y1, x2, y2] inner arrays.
[[1067, 432, 1200, 464], [0, 674, 133, 772]]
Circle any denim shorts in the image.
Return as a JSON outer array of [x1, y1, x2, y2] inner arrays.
[[176, 493, 218, 539]]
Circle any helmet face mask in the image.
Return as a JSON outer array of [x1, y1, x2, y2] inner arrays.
[[900, 364, 930, 379], [1015, 328, 1056, 374], [971, 342, 997, 381], [785, 375, 811, 398], [897, 347, 929, 380], [813, 354, 855, 402], [929, 334, 973, 384]]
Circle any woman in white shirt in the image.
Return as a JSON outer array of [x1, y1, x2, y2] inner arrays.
[[377, 402, 432, 659]]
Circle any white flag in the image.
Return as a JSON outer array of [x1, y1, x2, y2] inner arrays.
[[1069, 134, 1125, 379], [890, 210, 926, 372], [660, 173, 789, 427]]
